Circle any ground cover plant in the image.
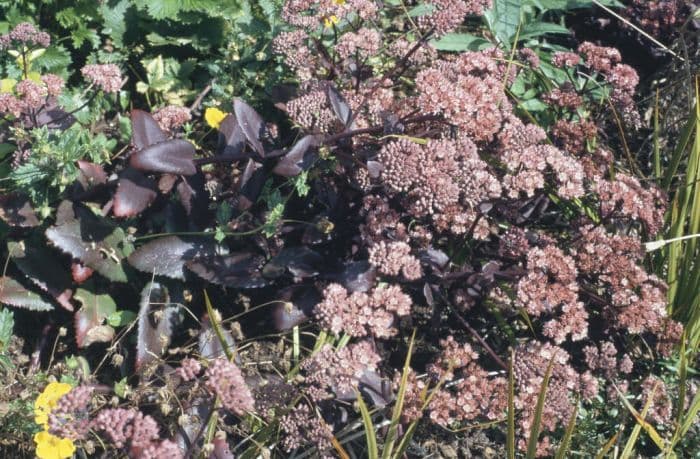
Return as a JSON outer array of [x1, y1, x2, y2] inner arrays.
[[0, 0, 699, 457]]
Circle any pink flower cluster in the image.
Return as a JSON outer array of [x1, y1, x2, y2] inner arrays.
[[315, 283, 411, 338], [81, 64, 124, 93], [92, 408, 183, 459], [204, 357, 255, 416], [418, 0, 492, 36], [300, 340, 381, 401], [0, 22, 50, 49], [48, 385, 94, 440], [153, 105, 191, 131]]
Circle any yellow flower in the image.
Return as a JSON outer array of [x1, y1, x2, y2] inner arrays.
[[34, 382, 72, 429], [34, 431, 75, 459], [323, 15, 340, 28], [205, 107, 228, 129], [334, 0, 346, 4]]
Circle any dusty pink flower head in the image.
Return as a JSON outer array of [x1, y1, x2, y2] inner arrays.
[[175, 357, 202, 381], [0, 93, 24, 117], [204, 357, 255, 416], [91, 408, 139, 448], [153, 105, 192, 131], [335, 27, 382, 60], [368, 241, 422, 280], [577, 41, 621, 73], [81, 63, 124, 93], [48, 385, 94, 440], [15, 79, 47, 110], [41, 74, 65, 97], [279, 403, 333, 454], [419, 0, 492, 35], [0, 22, 50, 49], [551, 51, 580, 68]]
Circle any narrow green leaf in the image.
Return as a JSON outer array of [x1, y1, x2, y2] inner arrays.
[[203, 290, 233, 361], [554, 397, 579, 459], [525, 352, 557, 459], [507, 349, 516, 459], [357, 390, 379, 459], [382, 329, 416, 459]]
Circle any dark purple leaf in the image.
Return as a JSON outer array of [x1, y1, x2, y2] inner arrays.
[[216, 113, 246, 160], [73, 288, 116, 348], [76, 161, 107, 188], [7, 241, 74, 311], [272, 135, 321, 177], [158, 174, 178, 194], [130, 139, 197, 175], [358, 371, 394, 407], [136, 282, 180, 370], [326, 85, 353, 127], [35, 105, 76, 131], [46, 202, 131, 283], [0, 276, 53, 311], [233, 98, 265, 157], [186, 253, 267, 288], [128, 236, 220, 280], [237, 159, 265, 211], [419, 248, 450, 270], [273, 286, 320, 331], [262, 247, 323, 279], [177, 173, 207, 218], [331, 261, 376, 293], [113, 169, 157, 217], [131, 109, 167, 150], [0, 193, 39, 227]]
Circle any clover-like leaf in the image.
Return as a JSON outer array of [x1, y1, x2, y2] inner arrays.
[[113, 168, 158, 217], [0, 276, 53, 311], [131, 109, 167, 150], [45, 201, 132, 283], [128, 236, 221, 280], [130, 139, 197, 175], [73, 288, 117, 347]]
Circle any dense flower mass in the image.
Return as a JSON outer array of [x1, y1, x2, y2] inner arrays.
[[0, 22, 50, 49], [81, 64, 124, 93], [204, 358, 255, 415]]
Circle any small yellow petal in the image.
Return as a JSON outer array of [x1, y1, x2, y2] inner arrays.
[[205, 107, 228, 129]]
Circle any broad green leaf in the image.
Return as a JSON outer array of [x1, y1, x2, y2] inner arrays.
[[484, 0, 522, 45], [74, 289, 117, 347], [431, 33, 492, 51], [100, 0, 129, 47], [518, 22, 570, 39]]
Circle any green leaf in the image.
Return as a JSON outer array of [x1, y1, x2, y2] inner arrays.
[[74, 288, 117, 347], [431, 33, 491, 51], [0, 308, 14, 352], [484, 0, 523, 45], [106, 310, 137, 327], [133, 0, 226, 20], [357, 390, 379, 459], [100, 0, 129, 47], [525, 352, 557, 459], [518, 22, 570, 39]]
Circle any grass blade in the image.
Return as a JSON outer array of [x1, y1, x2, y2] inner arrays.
[[381, 329, 416, 459], [357, 390, 379, 459], [507, 349, 516, 459], [595, 430, 620, 459], [525, 352, 557, 459], [203, 290, 233, 361], [619, 382, 660, 458], [554, 396, 579, 459]]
